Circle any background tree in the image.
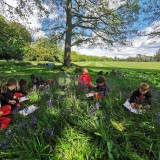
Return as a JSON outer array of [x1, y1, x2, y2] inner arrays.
[[24, 38, 63, 62], [0, 15, 31, 60], [154, 49, 160, 61]]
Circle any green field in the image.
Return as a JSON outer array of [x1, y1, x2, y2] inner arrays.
[[75, 61, 160, 71], [0, 60, 160, 160]]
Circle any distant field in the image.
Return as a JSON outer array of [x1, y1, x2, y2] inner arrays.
[[75, 61, 160, 71]]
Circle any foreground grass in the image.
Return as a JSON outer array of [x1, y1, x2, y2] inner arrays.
[[0, 60, 160, 160]]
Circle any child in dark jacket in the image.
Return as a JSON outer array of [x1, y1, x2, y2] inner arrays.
[[1, 78, 19, 111], [30, 74, 44, 89], [129, 83, 151, 109], [94, 76, 109, 99]]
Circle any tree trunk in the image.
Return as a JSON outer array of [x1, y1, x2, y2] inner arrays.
[[64, 0, 72, 67]]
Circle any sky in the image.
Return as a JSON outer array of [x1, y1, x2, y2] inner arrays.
[[0, 0, 160, 58]]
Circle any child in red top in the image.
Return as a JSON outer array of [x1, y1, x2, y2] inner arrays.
[[0, 97, 11, 129], [78, 68, 93, 88], [14, 79, 28, 106]]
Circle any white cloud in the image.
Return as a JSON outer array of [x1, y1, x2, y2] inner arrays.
[[0, 0, 48, 40], [72, 24, 160, 58]]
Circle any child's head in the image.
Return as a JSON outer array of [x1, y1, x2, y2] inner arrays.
[[96, 76, 106, 87], [97, 71, 103, 76], [46, 79, 53, 85], [139, 83, 149, 94], [6, 78, 19, 90], [31, 74, 36, 81], [19, 79, 28, 88], [82, 68, 88, 74]]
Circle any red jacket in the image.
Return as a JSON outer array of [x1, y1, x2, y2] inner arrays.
[[78, 73, 92, 87]]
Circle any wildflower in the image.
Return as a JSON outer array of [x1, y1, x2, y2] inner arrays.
[[57, 94, 62, 100], [5, 130, 13, 138], [45, 128, 54, 138], [47, 99, 52, 106], [88, 102, 100, 116], [49, 145, 53, 152], [24, 107, 28, 113], [12, 107, 19, 115], [31, 117, 37, 125], [0, 141, 8, 151]]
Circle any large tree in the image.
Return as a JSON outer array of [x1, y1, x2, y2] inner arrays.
[[42, 0, 140, 67], [0, 0, 140, 66]]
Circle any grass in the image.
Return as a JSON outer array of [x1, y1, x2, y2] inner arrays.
[[0, 60, 160, 160], [75, 61, 160, 71]]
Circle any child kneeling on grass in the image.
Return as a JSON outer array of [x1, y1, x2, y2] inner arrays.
[[91, 76, 109, 99], [129, 83, 151, 109]]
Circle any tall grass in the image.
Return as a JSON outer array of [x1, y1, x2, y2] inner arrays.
[[0, 61, 160, 159]]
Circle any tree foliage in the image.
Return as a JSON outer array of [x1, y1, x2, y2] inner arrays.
[[140, 0, 160, 37], [24, 38, 63, 62], [0, 15, 31, 60]]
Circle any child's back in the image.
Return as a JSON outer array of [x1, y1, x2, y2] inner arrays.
[[78, 68, 92, 88]]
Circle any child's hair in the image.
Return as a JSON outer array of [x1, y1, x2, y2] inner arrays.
[[1, 78, 18, 93], [31, 74, 36, 80], [82, 68, 88, 74], [139, 83, 149, 91], [40, 80, 46, 85], [97, 71, 103, 76], [96, 76, 106, 84], [19, 79, 28, 87], [46, 79, 53, 85]]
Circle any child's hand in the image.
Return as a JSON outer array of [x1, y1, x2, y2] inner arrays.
[[137, 104, 143, 109], [131, 103, 136, 108], [0, 111, 3, 116], [144, 105, 151, 109], [8, 100, 16, 105]]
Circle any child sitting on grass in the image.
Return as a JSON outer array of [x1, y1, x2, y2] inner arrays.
[[129, 83, 151, 109], [78, 68, 93, 88], [1, 78, 19, 111], [30, 74, 44, 89], [92, 76, 109, 99]]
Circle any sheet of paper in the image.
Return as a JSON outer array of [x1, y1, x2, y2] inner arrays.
[[19, 96, 29, 102], [86, 93, 94, 97], [123, 100, 145, 114], [19, 105, 38, 116]]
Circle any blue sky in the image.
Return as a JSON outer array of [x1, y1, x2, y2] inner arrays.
[[0, 0, 160, 58]]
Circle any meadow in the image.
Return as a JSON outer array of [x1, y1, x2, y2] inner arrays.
[[0, 60, 160, 160]]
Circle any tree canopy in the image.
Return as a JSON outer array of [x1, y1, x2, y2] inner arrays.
[[0, 15, 31, 60]]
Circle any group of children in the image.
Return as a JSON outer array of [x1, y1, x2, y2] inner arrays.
[[78, 68, 152, 108], [0, 74, 53, 129], [0, 69, 152, 129], [0, 78, 26, 129]]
